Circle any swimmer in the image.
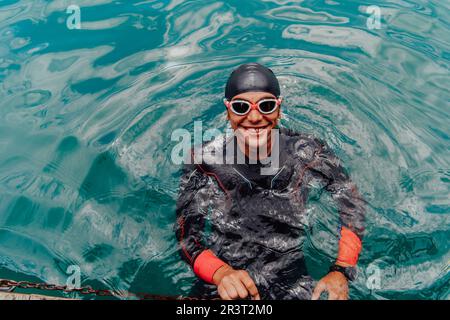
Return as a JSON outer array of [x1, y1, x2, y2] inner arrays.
[[175, 63, 365, 300]]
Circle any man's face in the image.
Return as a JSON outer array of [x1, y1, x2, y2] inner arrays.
[[225, 91, 281, 152]]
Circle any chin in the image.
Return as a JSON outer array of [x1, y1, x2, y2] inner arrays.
[[235, 126, 271, 154]]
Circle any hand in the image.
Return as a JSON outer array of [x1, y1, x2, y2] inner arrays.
[[311, 271, 349, 300], [212, 265, 260, 300]]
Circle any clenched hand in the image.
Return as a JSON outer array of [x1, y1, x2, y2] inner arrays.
[[311, 271, 349, 300], [213, 265, 260, 300]]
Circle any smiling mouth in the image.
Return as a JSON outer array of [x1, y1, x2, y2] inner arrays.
[[239, 125, 270, 133]]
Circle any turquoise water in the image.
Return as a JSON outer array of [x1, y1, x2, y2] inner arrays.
[[0, 0, 449, 300]]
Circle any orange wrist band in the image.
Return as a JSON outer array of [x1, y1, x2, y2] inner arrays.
[[193, 250, 226, 284], [336, 227, 362, 266]]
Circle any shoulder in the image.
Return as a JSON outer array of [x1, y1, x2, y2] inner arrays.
[[279, 127, 321, 145], [279, 127, 326, 161], [181, 134, 229, 179]]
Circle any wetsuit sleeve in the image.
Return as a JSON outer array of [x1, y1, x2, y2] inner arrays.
[[311, 140, 366, 267], [175, 164, 226, 283]]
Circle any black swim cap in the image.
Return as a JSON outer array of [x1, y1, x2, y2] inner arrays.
[[225, 63, 280, 100]]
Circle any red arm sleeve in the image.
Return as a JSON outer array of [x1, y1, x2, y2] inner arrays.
[[337, 227, 362, 266]]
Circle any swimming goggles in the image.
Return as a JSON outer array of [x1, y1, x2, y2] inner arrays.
[[224, 97, 282, 116]]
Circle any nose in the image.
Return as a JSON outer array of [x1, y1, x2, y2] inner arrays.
[[246, 109, 263, 123]]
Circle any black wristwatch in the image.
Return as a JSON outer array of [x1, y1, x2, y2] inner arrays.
[[329, 265, 357, 281]]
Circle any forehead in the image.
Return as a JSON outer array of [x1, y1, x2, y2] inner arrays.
[[231, 91, 276, 101]]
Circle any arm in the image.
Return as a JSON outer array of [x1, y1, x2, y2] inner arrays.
[[175, 164, 226, 283], [309, 140, 366, 299], [175, 164, 260, 300], [319, 142, 365, 265]]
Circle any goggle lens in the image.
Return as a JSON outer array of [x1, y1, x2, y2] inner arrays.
[[259, 100, 277, 113], [231, 101, 251, 115]]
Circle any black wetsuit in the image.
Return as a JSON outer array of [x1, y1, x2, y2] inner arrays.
[[175, 127, 365, 300]]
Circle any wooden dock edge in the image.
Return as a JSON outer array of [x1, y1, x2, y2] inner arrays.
[[0, 291, 75, 300]]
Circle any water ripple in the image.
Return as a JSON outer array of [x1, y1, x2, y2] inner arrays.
[[0, 0, 448, 299]]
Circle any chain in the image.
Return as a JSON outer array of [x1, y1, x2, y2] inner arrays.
[[0, 279, 201, 300]]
